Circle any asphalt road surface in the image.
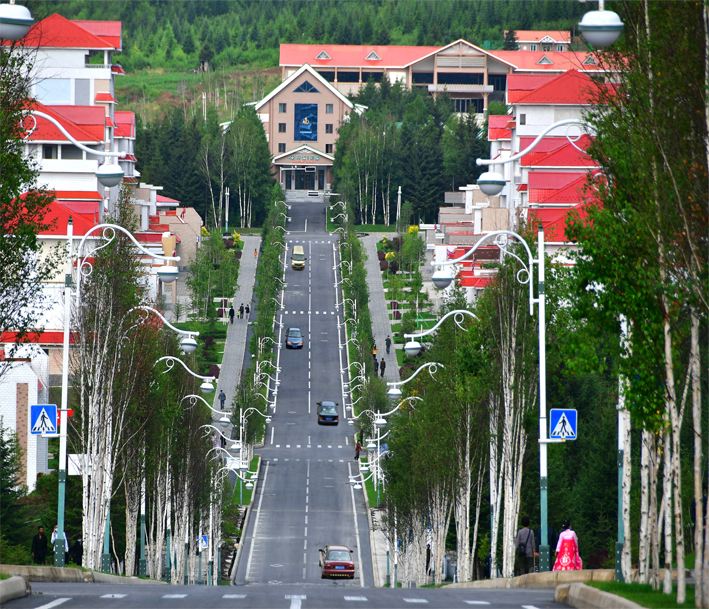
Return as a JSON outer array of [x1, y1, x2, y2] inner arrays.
[[235, 199, 371, 587], [9, 581, 565, 608]]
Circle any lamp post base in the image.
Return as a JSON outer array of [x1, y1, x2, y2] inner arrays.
[[101, 552, 111, 573], [538, 545, 550, 572], [615, 542, 624, 582], [139, 559, 146, 577], [53, 540, 66, 567]]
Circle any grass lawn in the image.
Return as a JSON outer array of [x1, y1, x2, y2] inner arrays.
[[589, 582, 694, 608], [235, 455, 260, 506], [396, 348, 405, 367], [0, 573, 10, 580], [361, 462, 380, 508], [356, 224, 397, 234]]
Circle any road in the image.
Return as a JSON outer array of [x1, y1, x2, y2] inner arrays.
[[8, 581, 565, 608], [235, 198, 372, 587]]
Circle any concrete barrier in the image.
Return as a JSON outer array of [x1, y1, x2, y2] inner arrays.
[[0, 564, 165, 584], [229, 455, 262, 584], [447, 569, 616, 589], [555, 582, 644, 609], [0, 575, 30, 604]]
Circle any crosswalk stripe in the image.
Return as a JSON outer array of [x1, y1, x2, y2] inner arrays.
[[344, 596, 368, 601], [403, 600, 428, 604], [162, 594, 187, 598], [35, 600, 71, 609], [223, 594, 247, 598]]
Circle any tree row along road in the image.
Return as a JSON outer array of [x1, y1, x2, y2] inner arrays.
[[234, 199, 374, 586]]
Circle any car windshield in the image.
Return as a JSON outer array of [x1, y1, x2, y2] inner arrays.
[[288, 329, 302, 338], [328, 550, 351, 562], [320, 404, 337, 414], [292, 253, 305, 260]]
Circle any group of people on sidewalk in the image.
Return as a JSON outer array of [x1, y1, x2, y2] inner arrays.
[[514, 516, 583, 575], [228, 302, 250, 323], [372, 335, 393, 378], [31, 525, 83, 566]]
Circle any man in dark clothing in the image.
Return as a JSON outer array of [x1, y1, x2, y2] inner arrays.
[[515, 515, 537, 575], [31, 526, 48, 565], [69, 536, 83, 566], [229, 306, 235, 323], [239, 304, 244, 319], [218, 390, 227, 410], [385, 335, 392, 354], [380, 358, 386, 377], [358, 429, 364, 446], [245, 303, 250, 318]]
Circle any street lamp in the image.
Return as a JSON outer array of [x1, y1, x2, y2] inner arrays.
[[0, 0, 33, 40], [339, 336, 359, 351], [578, 0, 624, 48], [158, 357, 216, 395], [129, 306, 199, 354], [403, 309, 479, 357], [182, 395, 231, 426], [386, 362, 444, 399], [200, 424, 240, 450]]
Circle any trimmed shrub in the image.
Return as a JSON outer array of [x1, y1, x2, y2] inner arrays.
[[392, 310, 401, 320], [389, 260, 399, 274], [379, 260, 388, 271], [377, 250, 385, 261]]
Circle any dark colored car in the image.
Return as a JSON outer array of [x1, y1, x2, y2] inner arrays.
[[285, 327, 303, 349], [319, 545, 355, 579], [317, 401, 339, 425]]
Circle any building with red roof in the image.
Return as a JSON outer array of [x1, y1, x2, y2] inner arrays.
[[507, 30, 571, 53]]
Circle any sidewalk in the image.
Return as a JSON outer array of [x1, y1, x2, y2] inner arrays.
[[360, 235, 401, 384], [215, 235, 261, 413], [359, 234, 400, 587]]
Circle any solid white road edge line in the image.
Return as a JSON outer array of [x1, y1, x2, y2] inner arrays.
[[348, 461, 365, 587], [245, 460, 269, 581]]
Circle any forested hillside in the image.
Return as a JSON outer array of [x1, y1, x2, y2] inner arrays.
[[36, 0, 587, 75]]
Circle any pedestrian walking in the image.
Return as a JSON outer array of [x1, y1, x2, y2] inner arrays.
[[354, 441, 361, 460], [218, 390, 226, 410], [31, 526, 48, 565], [245, 303, 250, 318], [229, 306, 235, 324], [358, 429, 364, 446], [254, 248, 258, 259], [380, 358, 386, 377], [239, 303, 244, 319], [51, 524, 68, 552], [373, 355, 377, 370], [385, 335, 392, 354], [515, 516, 537, 575], [553, 520, 582, 571]]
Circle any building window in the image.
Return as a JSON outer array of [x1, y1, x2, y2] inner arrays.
[[278, 143, 286, 153], [556, 44, 564, 52], [279, 123, 286, 133], [530, 44, 537, 51], [519, 114, 526, 125], [326, 144, 333, 154], [542, 44, 552, 52], [279, 103, 287, 113], [454, 99, 471, 113], [43, 145, 58, 159], [326, 104, 333, 114], [325, 123, 333, 134]]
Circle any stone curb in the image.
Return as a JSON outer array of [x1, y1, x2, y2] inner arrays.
[[0, 565, 165, 584], [446, 569, 615, 589], [230, 455, 262, 584], [0, 575, 30, 604], [555, 582, 644, 609]]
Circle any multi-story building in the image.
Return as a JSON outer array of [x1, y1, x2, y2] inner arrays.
[[507, 30, 572, 53]]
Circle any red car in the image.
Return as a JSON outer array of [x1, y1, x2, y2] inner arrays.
[[319, 545, 355, 579]]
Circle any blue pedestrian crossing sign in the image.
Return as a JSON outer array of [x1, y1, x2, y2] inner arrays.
[[199, 535, 208, 551], [549, 409, 577, 440], [31, 404, 58, 435]]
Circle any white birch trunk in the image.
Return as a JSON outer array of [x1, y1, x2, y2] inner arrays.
[[691, 308, 702, 607], [639, 429, 652, 584]]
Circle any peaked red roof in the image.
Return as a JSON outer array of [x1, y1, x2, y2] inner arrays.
[[281, 43, 439, 68], [506, 74, 558, 103], [52, 190, 102, 201], [529, 206, 589, 242], [487, 51, 604, 73], [514, 69, 597, 105], [157, 195, 181, 204], [488, 114, 512, 141], [521, 135, 595, 167], [73, 20, 121, 51], [39, 201, 99, 237], [533, 175, 592, 205], [95, 93, 117, 104], [114, 111, 136, 138], [48, 105, 105, 140], [21, 14, 117, 50], [528, 172, 588, 202], [23, 103, 103, 143]]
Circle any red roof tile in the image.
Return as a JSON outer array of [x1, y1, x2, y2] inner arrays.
[[528, 171, 588, 202], [488, 51, 604, 73], [0, 331, 75, 345], [514, 69, 597, 105], [157, 195, 181, 204], [114, 111, 136, 138], [21, 14, 117, 50], [48, 106, 106, 140], [24, 103, 103, 143], [73, 20, 121, 51], [39, 201, 98, 237], [532, 175, 591, 205], [281, 43, 439, 68], [105, 117, 115, 128], [522, 135, 595, 167], [509, 30, 571, 44], [458, 276, 493, 288], [111, 64, 126, 75], [506, 74, 558, 103], [95, 93, 117, 104], [488, 114, 512, 141], [529, 206, 589, 242], [52, 190, 102, 201]]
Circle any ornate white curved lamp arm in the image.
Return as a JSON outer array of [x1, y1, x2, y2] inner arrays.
[[24, 111, 127, 159], [129, 306, 198, 337], [158, 359, 215, 382], [387, 362, 444, 389], [404, 309, 479, 341], [432, 230, 532, 269], [181, 394, 224, 416], [77, 224, 180, 265], [200, 424, 233, 443]]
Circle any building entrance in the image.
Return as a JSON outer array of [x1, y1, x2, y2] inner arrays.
[[284, 168, 328, 191], [295, 171, 315, 190]]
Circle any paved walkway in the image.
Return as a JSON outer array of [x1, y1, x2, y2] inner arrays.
[[359, 234, 400, 587], [215, 236, 261, 413], [360, 235, 401, 384]]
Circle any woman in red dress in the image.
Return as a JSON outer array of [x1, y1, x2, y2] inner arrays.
[[553, 520, 583, 571]]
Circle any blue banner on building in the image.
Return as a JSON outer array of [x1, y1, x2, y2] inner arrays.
[[294, 103, 318, 141]]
